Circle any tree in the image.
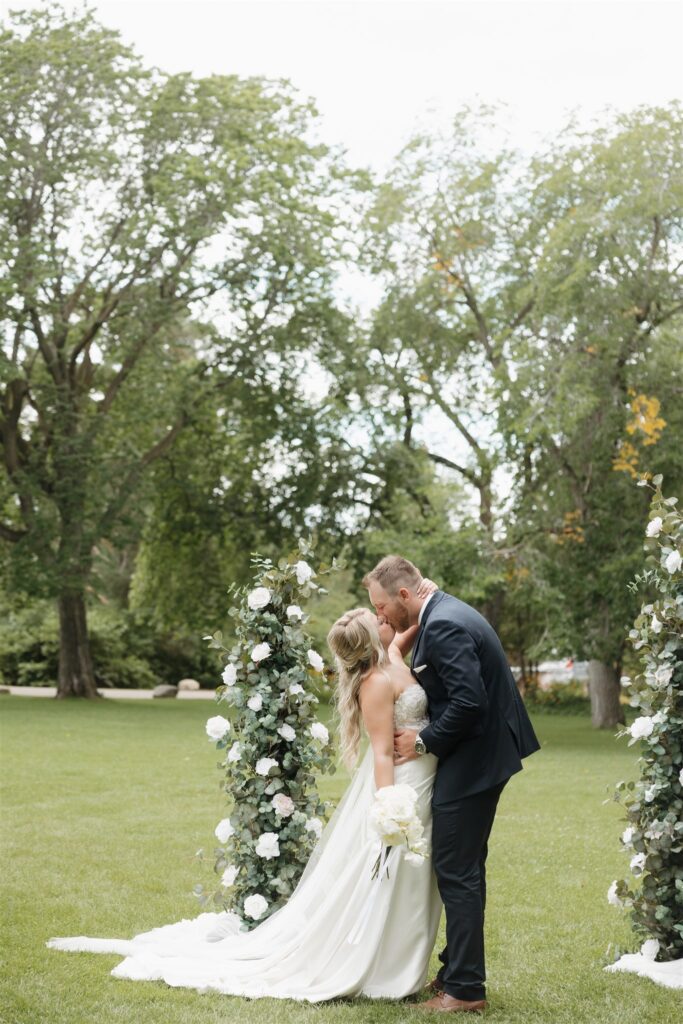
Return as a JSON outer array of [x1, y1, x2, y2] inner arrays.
[[0, 5, 351, 695], [505, 104, 683, 726]]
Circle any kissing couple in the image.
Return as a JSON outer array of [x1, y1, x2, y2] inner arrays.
[[47, 555, 540, 1012]]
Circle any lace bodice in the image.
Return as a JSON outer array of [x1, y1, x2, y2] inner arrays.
[[394, 683, 430, 730]]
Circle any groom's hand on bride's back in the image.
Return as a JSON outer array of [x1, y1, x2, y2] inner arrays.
[[394, 728, 419, 765]]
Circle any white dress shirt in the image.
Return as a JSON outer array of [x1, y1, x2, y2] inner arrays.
[[418, 591, 434, 625]]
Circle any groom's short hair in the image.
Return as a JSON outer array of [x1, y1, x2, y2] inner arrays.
[[362, 555, 421, 595]]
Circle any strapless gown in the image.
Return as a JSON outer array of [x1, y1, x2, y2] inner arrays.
[[46, 683, 442, 1002]]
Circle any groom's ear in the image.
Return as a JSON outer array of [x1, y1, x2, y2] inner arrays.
[[398, 587, 411, 601]]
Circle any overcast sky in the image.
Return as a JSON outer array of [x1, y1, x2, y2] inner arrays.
[[6, 1, 681, 506], [10, 0, 683, 173]]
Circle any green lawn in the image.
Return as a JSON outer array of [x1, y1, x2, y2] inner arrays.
[[0, 696, 677, 1024]]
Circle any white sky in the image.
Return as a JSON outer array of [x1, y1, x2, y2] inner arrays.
[[9, 0, 682, 174], [5, 0, 682, 513]]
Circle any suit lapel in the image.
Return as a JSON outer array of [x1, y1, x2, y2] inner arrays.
[[410, 590, 445, 672]]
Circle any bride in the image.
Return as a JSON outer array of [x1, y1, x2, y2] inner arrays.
[[46, 582, 442, 1002]]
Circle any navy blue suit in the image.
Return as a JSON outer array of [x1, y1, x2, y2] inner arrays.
[[411, 590, 540, 1001]]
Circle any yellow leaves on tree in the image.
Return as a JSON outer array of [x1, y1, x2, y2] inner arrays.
[[552, 509, 585, 546], [613, 391, 667, 479]]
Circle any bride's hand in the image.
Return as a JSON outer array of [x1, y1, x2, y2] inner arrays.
[[416, 577, 438, 599]]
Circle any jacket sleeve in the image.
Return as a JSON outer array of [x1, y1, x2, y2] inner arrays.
[[418, 619, 488, 758]]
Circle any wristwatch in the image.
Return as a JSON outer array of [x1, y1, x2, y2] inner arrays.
[[414, 732, 427, 756]]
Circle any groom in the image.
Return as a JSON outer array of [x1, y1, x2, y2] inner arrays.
[[364, 556, 540, 1014]]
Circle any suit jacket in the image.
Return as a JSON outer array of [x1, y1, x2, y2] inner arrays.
[[412, 590, 540, 801]]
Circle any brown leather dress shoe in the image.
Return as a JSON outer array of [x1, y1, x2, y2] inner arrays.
[[411, 992, 487, 1013]]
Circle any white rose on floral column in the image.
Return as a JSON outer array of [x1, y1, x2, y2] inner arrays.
[[251, 642, 271, 663], [278, 723, 296, 741], [307, 649, 324, 672], [650, 614, 663, 634], [244, 894, 268, 920], [247, 694, 263, 712], [646, 517, 663, 537], [630, 852, 646, 874], [215, 818, 235, 843], [272, 793, 295, 817], [286, 604, 304, 620], [247, 587, 271, 610], [641, 939, 660, 961], [305, 817, 323, 839], [206, 716, 231, 741], [221, 865, 239, 887], [255, 756, 279, 776], [222, 663, 238, 686], [295, 560, 315, 585], [310, 721, 329, 745], [664, 549, 682, 574], [255, 831, 280, 859], [227, 741, 242, 763], [289, 683, 305, 696], [621, 826, 635, 846], [630, 716, 654, 739], [607, 881, 623, 907]]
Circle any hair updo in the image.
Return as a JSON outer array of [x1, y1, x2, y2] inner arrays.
[[326, 607, 387, 769]]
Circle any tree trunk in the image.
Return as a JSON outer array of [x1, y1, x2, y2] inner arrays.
[[588, 659, 624, 728], [56, 590, 101, 698]]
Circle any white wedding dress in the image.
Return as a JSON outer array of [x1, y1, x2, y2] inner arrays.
[[47, 683, 443, 1002]]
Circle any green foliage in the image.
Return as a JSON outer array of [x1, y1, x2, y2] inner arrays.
[[523, 679, 591, 716], [0, 591, 227, 689], [610, 478, 683, 960], [196, 539, 343, 928]]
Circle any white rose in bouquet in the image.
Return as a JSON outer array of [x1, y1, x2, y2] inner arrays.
[[278, 723, 296, 742], [227, 741, 242, 763], [255, 756, 279, 776], [255, 831, 280, 859], [251, 642, 271, 663], [368, 783, 429, 871], [215, 818, 235, 843], [206, 715, 231, 741], [244, 894, 268, 920], [289, 683, 305, 696], [286, 604, 304, 620], [247, 694, 263, 712], [247, 587, 271, 610]]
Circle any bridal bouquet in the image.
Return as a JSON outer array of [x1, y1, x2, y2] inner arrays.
[[368, 783, 429, 876]]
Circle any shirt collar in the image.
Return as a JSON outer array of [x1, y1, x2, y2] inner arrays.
[[418, 591, 434, 625]]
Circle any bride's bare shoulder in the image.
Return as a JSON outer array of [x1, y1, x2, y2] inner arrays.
[[358, 666, 395, 706]]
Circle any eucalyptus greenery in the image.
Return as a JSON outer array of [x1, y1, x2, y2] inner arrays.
[[195, 540, 343, 929], [609, 476, 682, 961]]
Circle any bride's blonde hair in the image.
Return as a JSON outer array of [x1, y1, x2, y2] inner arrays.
[[327, 608, 387, 770]]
